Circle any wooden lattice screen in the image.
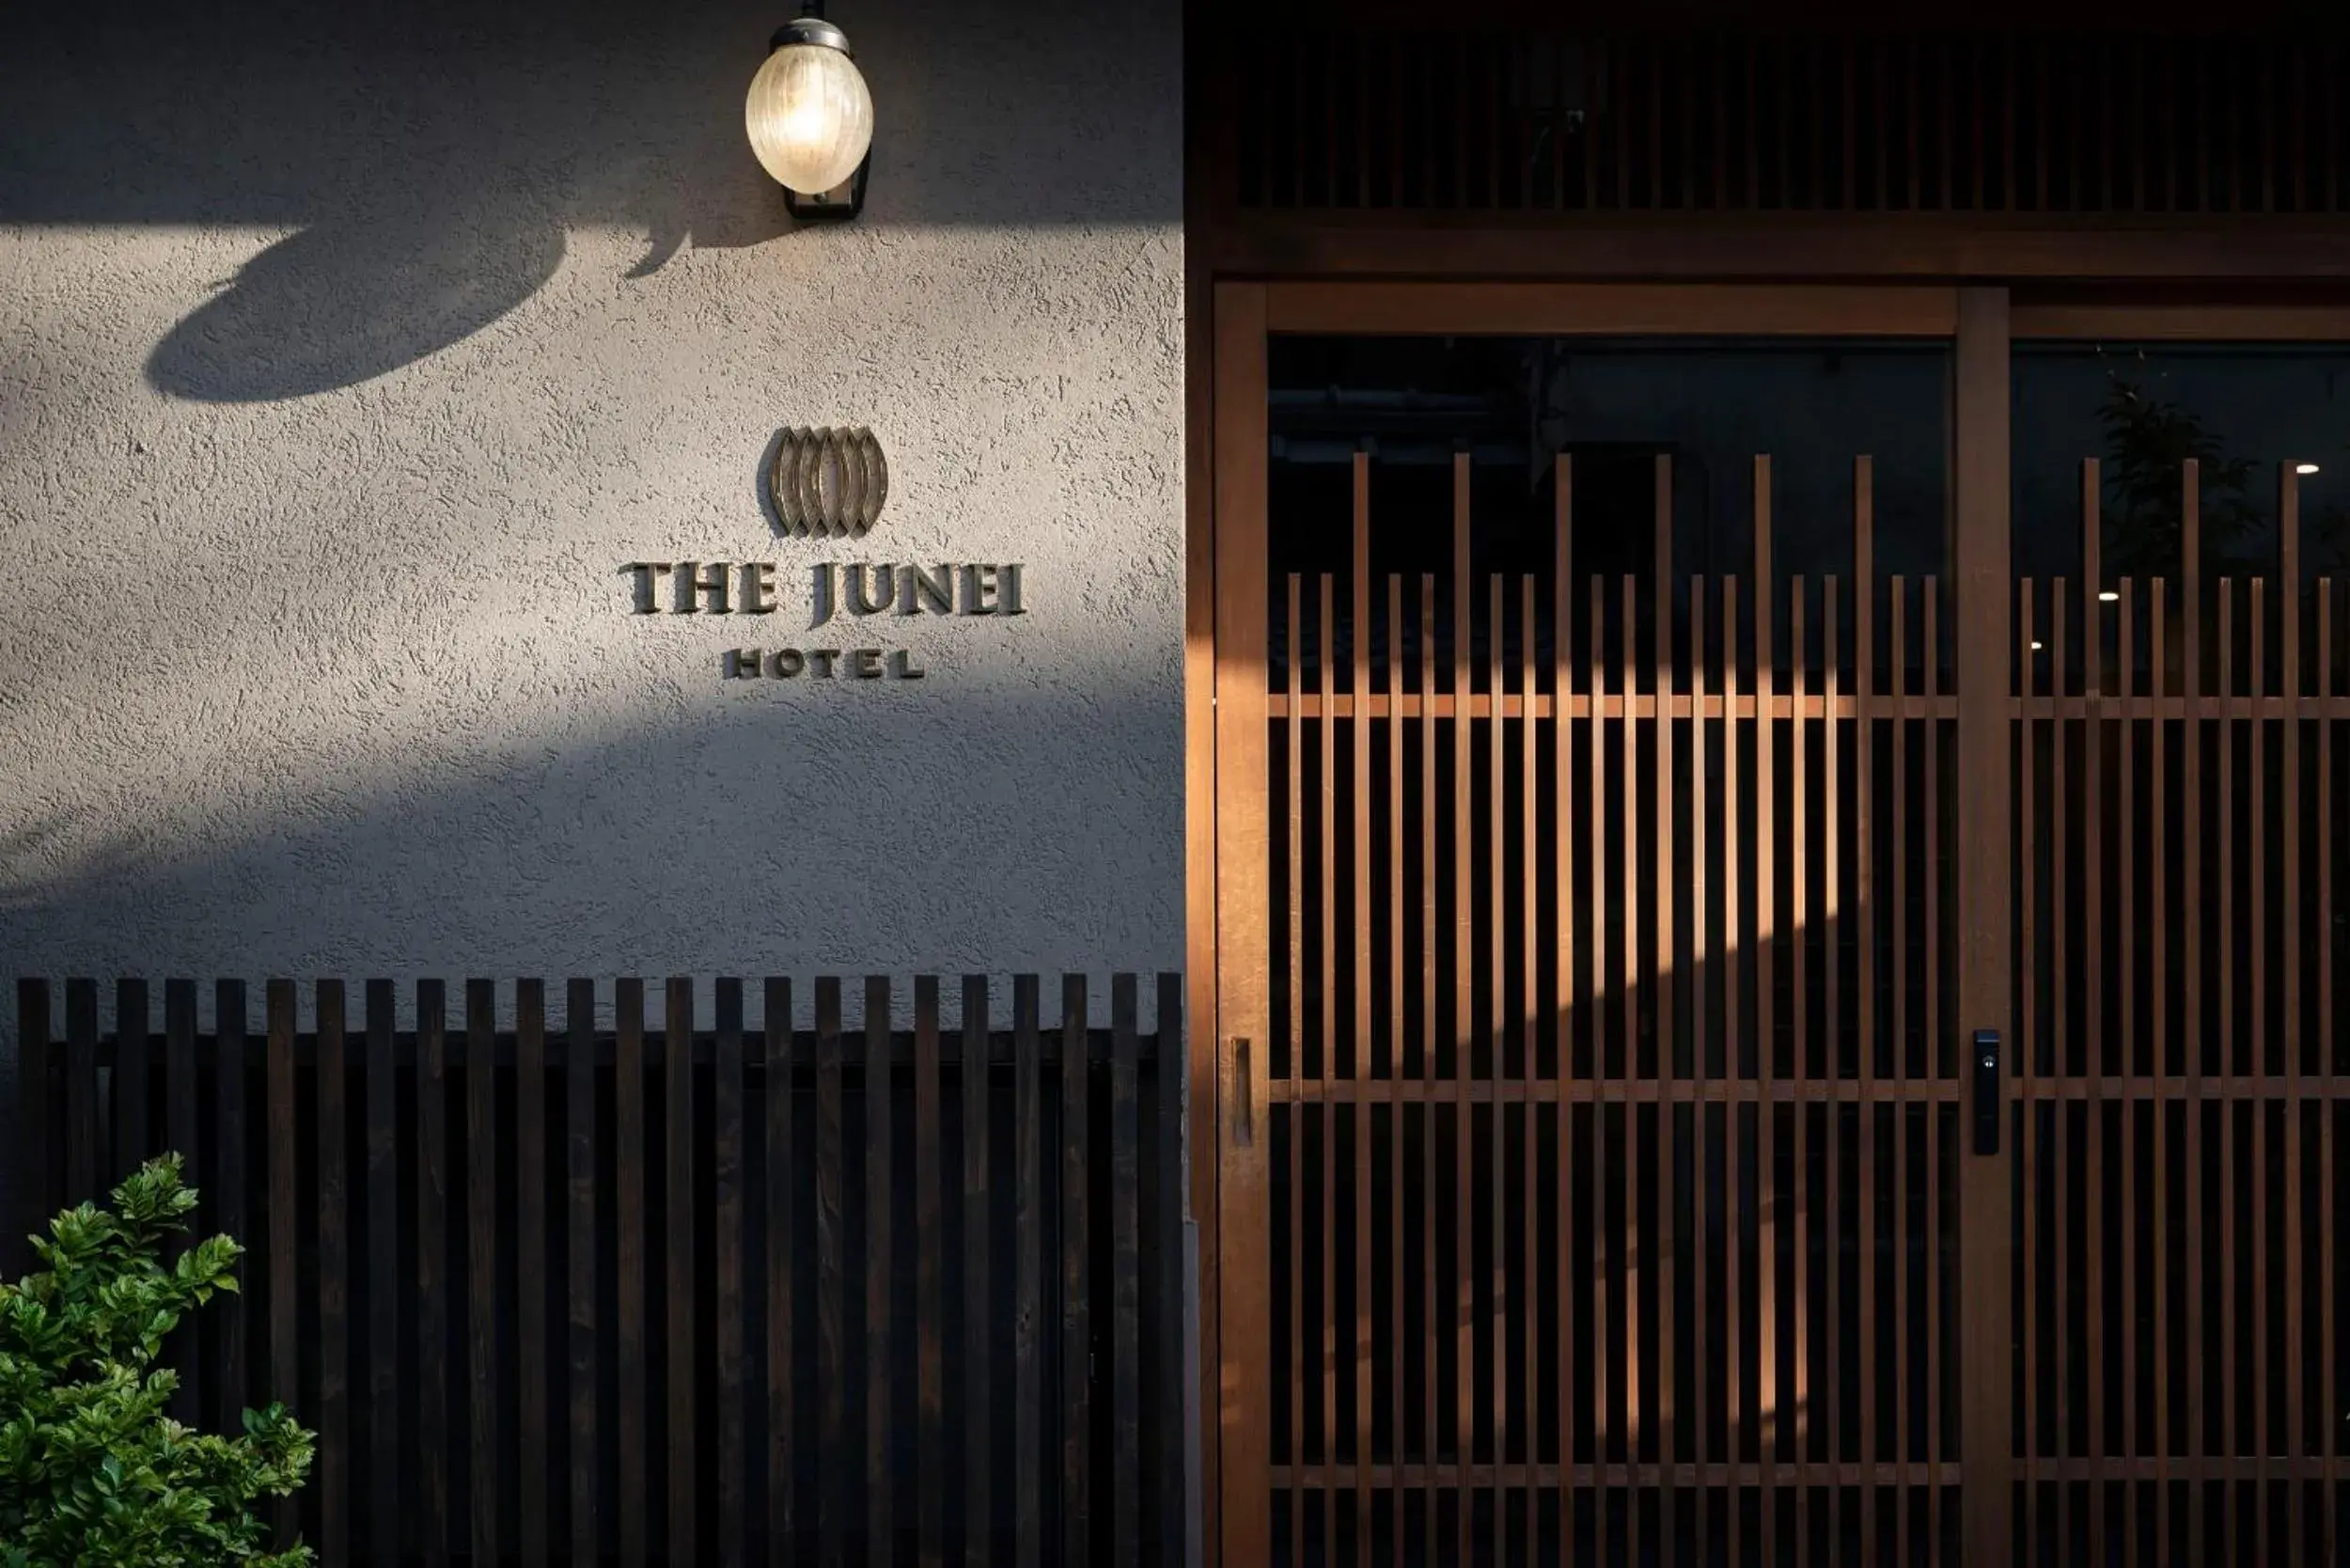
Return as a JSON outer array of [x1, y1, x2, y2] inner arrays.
[[10, 974, 1190, 1568], [1227, 31, 2350, 216]]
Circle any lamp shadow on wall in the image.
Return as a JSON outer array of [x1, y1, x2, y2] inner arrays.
[[143, 200, 572, 403], [3, 0, 1177, 403]]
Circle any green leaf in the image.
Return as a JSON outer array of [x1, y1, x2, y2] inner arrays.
[[0, 1153, 313, 1566]]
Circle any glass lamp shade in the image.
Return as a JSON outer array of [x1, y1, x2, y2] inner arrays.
[[745, 41, 873, 196]]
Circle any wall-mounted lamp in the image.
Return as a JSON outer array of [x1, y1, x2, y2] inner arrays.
[[745, 3, 872, 221]]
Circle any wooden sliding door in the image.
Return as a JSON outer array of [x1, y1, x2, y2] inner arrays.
[[1211, 283, 2016, 1565], [2001, 307, 2350, 1565]]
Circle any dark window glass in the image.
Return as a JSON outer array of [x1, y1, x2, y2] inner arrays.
[[1267, 335, 1950, 686], [2013, 343, 2350, 583]]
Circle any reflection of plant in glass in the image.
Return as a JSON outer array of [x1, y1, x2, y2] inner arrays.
[[2315, 502, 2350, 572], [2099, 377, 2264, 577]]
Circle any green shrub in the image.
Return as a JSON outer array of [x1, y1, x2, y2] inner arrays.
[[0, 1155, 314, 1566]]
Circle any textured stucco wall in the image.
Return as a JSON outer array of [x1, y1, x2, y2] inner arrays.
[[0, 0, 1184, 1038]]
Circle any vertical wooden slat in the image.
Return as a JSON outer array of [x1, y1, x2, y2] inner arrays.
[[1518, 572, 1540, 1562], [2019, 588, 2040, 1548], [2183, 463, 2208, 1553], [1924, 579, 1945, 1555], [1690, 572, 1710, 1566], [1420, 572, 1438, 1568], [1842, 39, 1858, 211], [666, 976, 698, 1568], [2120, 573, 2140, 1568], [1552, 463, 1574, 1561], [2096, 43, 2115, 212], [1647, 36, 1665, 211], [715, 979, 746, 1565], [1059, 975, 1091, 1568], [2261, 39, 2279, 213], [1853, 459, 1879, 1560], [2220, 580, 2239, 1548], [764, 981, 797, 1561], [1585, 37, 1604, 210], [1792, 583, 1810, 1568], [1012, 974, 1043, 1568], [318, 979, 352, 1568], [1352, 455, 1374, 1568], [1111, 976, 1144, 1568], [2197, 48, 2216, 212], [870, 975, 900, 1568], [2320, 584, 2339, 1559], [2328, 41, 2343, 213], [264, 979, 297, 1493], [364, 979, 399, 1565], [617, 978, 650, 1568], [2077, 466, 2107, 1568], [417, 980, 450, 1567], [1591, 573, 1609, 1568], [1822, 578, 1841, 1559], [1936, 36, 1953, 210], [2252, 574, 2272, 1563], [916, 977, 945, 1568], [1153, 974, 1187, 1565], [1285, 569, 1306, 1568], [517, 979, 548, 1568], [960, 975, 989, 1568], [1892, 575, 1913, 1567], [1904, 37, 1921, 211], [2133, 39, 2149, 212], [1452, 451, 1475, 1568], [464, 979, 500, 1563], [2034, 43, 2052, 212], [1652, 455, 1676, 1566], [570, 979, 605, 1566], [2049, 577, 2071, 1562], [1974, 36, 1990, 211], [164, 977, 198, 1424], [817, 977, 847, 1568], [214, 979, 247, 1421], [1618, 572, 1638, 1568], [1613, 38, 1633, 211], [1719, 573, 1743, 1568], [1489, 572, 1510, 1568], [1319, 572, 1340, 1557], [1285, 569, 1305, 1567], [2005, 39, 2021, 212], [1754, 455, 1778, 1557], [2282, 468, 2308, 1565], [2319, 572, 2340, 1541], [114, 978, 147, 1182], [11, 981, 52, 1270], [2151, 581, 2171, 1559], [1387, 569, 1408, 1568]]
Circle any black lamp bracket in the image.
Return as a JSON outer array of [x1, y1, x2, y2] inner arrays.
[[782, 153, 870, 223], [764, 1, 868, 222]]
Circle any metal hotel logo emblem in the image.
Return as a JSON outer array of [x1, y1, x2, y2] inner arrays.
[[769, 426, 887, 537]]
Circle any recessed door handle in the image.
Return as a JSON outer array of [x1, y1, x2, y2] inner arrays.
[[1974, 1028, 2000, 1156], [1230, 1037, 1253, 1148]]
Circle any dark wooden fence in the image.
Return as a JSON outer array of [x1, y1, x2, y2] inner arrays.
[[8, 974, 1191, 1568]]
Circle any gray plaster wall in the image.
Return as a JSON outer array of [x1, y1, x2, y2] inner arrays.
[[0, 0, 1185, 1060]]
